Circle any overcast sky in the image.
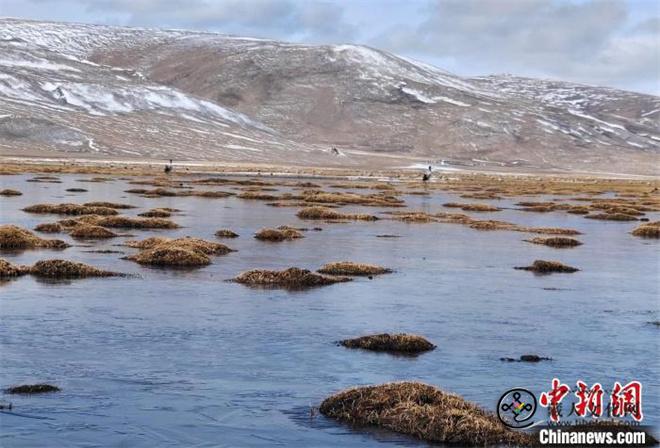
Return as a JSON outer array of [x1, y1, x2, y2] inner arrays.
[[1, 0, 658, 94]]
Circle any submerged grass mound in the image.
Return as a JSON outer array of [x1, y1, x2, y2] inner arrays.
[[138, 208, 172, 218], [524, 237, 583, 248], [320, 382, 532, 446], [237, 191, 279, 200], [34, 223, 63, 233], [300, 190, 404, 207], [0, 189, 22, 196], [233, 267, 351, 289], [254, 228, 303, 241], [5, 384, 60, 394], [631, 221, 660, 238], [0, 225, 69, 250], [443, 202, 501, 212], [83, 201, 135, 209], [215, 229, 239, 238], [90, 216, 179, 229], [500, 354, 552, 362], [0, 258, 29, 277], [585, 213, 638, 221], [65, 188, 88, 192], [340, 334, 435, 354], [125, 237, 234, 266], [318, 262, 392, 276], [515, 260, 579, 273], [30, 259, 121, 278], [296, 206, 378, 221], [23, 203, 119, 216], [69, 225, 118, 239]]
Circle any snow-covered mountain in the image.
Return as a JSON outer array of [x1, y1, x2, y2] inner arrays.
[[1, 18, 658, 174]]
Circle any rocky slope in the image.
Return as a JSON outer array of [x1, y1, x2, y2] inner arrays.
[[1, 18, 658, 175]]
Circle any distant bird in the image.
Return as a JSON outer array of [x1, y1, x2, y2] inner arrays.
[[422, 165, 432, 182], [164, 159, 173, 174], [331, 147, 339, 155]]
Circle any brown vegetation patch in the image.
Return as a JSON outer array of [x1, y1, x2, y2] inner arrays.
[[297, 206, 378, 221], [318, 262, 392, 276], [138, 208, 172, 218], [69, 225, 118, 239], [0, 189, 22, 196], [631, 221, 660, 238], [34, 223, 63, 233], [524, 237, 583, 248], [300, 190, 404, 207], [215, 229, 239, 238], [30, 259, 121, 278], [0, 225, 69, 250], [89, 216, 179, 229], [585, 213, 638, 221], [443, 202, 501, 212], [254, 228, 304, 241], [237, 191, 279, 200], [0, 258, 29, 277], [5, 384, 60, 394], [83, 201, 135, 209], [23, 203, 119, 216], [233, 267, 351, 289], [319, 382, 532, 446], [65, 188, 88, 192], [125, 237, 234, 267], [515, 260, 579, 273], [340, 334, 434, 354]]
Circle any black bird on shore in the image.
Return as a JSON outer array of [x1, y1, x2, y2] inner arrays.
[[422, 165, 432, 181], [164, 159, 173, 173]]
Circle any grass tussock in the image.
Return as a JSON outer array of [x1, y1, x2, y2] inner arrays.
[[443, 202, 501, 212], [138, 208, 172, 218], [318, 261, 392, 276], [300, 190, 404, 207], [125, 237, 234, 266], [89, 216, 179, 229], [319, 382, 532, 446], [524, 237, 583, 248], [0, 189, 22, 196], [23, 203, 119, 216], [340, 334, 435, 354], [254, 228, 303, 241], [0, 225, 69, 250], [515, 260, 579, 273], [0, 258, 29, 277], [65, 188, 88, 192], [5, 384, 60, 394], [30, 259, 122, 278], [69, 225, 118, 239], [233, 267, 351, 289], [237, 191, 279, 200], [215, 229, 239, 238], [296, 206, 378, 221], [585, 213, 638, 221], [631, 221, 660, 238], [34, 223, 63, 233], [83, 201, 135, 209]]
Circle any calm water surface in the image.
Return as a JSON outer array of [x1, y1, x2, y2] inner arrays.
[[1, 173, 658, 447]]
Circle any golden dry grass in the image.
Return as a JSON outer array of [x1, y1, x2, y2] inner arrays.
[[83, 201, 135, 209], [515, 260, 579, 273], [5, 384, 60, 394], [34, 223, 63, 233], [0, 258, 30, 277], [340, 334, 435, 353], [69, 225, 118, 239], [524, 237, 583, 248], [319, 382, 532, 446], [124, 237, 170, 249], [300, 190, 404, 207], [443, 202, 501, 212], [30, 259, 121, 278], [23, 203, 119, 216], [0, 189, 22, 196], [215, 229, 239, 238], [237, 191, 280, 200], [138, 208, 172, 218], [0, 225, 69, 250], [88, 216, 179, 229], [125, 237, 234, 266], [585, 212, 638, 221], [233, 267, 351, 289], [631, 221, 660, 238], [296, 206, 378, 221], [254, 228, 304, 241], [317, 262, 392, 276]]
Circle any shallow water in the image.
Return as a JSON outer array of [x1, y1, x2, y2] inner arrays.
[[1, 173, 658, 447]]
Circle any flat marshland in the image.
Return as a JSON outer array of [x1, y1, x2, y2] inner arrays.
[[0, 167, 658, 447]]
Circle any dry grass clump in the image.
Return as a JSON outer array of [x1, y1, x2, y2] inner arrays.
[[254, 228, 304, 241], [5, 384, 60, 394], [585, 213, 638, 221], [524, 237, 583, 248], [340, 334, 435, 354], [386, 211, 437, 223], [319, 382, 532, 446], [0, 225, 69, 250], [631, 221, 660, 238], [215, 229, 239, 238], [296, 206, 378, 221], [468, 220, 518, 231], [0, 189, 22, 196], [443, 202, 501, 212], [138, 208, 172, 218], [567, 206, 590, 214], [233, 267, 351, 289], [0, 258, 29, 277], [125, 237, 234, 266], [30, 259, 121, 278], [515, 260, 579, 273], [83, 201, 135, 209], [69, 225, 118, 239], [27, 176, 61, 183], [237, 191, 279, 200], [525, 226, 582, 235], [318, 262, 392, 276], [90, 216, 179, 229], [23, 203, 119, 216], [34, 223, 63, 233], [300, 190, 404, 207]]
